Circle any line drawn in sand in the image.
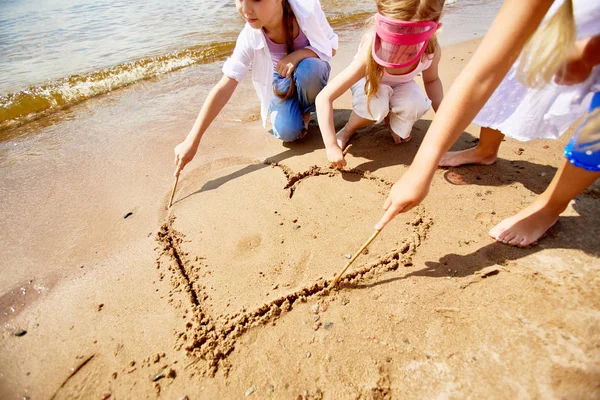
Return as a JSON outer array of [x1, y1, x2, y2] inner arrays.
[[156, 162, 433, 376]]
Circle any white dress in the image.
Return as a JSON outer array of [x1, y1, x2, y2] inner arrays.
[[473, 0, 600, 141]]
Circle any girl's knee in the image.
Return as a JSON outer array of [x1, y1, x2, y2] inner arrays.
[[294, 58, 330, 90], [271, 115, 304, 142], [391, 93, 431, 120]]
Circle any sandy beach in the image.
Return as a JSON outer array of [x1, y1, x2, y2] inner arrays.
[[1, 30, 599, 400]]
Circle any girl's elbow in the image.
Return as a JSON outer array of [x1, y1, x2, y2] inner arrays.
[[315, 91, 329, 107]]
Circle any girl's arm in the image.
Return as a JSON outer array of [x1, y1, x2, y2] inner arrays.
[[422, 46, 443, 112], [174, 75, 238, 176], [315, 57, 366, 168], [375, 0, 554, 229], [555, 35, 600, 85], [277, 48, 319, 78]]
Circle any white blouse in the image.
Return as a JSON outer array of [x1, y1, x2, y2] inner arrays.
[[222, 0, 339, 127]]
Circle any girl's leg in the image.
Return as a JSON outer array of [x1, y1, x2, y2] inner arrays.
[[388, 80, 431, 144], [270, 74, 304, 142], [439, 126, 504, 167], [337, 111, 374, 149], [341, 78, 391, 149], [294, 58, 331, 137], [489, 157, 600, 246]]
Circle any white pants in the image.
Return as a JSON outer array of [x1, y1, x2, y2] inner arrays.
[[351, 78, 431, 139]]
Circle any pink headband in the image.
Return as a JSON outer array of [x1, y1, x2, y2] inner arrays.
[[372, 13, 439, 69]]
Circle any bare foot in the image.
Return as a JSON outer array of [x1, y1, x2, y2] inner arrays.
[[390, 132, 412, 144], [439, 146, 498, 167], [385, 116, 412, 144], [298, 113, 311, 139], [302, 112, 311, 129], [489, 200, 559, 247], [336, 126, 356, 149]]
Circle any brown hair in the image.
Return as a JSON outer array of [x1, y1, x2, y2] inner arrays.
[[273, 0, 297, 101], [364, 0, 445, 115], [518, 0, 575, 87]]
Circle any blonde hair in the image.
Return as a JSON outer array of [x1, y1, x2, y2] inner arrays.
[[365, 0, 445, 115], [518, 0, 575, 87]]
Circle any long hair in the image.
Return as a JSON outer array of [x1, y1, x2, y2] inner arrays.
[[518, 0, 575, 87], [365, 0, 445, 115], [273, 0, 297, 101]]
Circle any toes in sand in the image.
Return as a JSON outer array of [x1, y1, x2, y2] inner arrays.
[[489, 203, 559, 247]]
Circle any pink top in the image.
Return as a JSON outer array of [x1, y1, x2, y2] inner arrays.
[[381, 54, 433, 85], [263, 28, 310, 70]]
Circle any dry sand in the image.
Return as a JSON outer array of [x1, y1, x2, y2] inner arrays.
[[1, 37, 599, 399]]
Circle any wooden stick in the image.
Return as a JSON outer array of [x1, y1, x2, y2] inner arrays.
[[331, 229, 381, 288], [342, 144, 353, 156], [168, 175, 179, 209]]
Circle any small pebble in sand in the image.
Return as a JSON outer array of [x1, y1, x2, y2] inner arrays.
[[14, 329, 27, 337], [123, 212, 133, 219], [268, 385, 275, 393], [112, 372, 118, 379], [101, 393, 111, 400], [292, 224, 301, 230], [324, 322, 334, 330], [312, 323, 321, 331], [292, 218, 298, 223], [313, 315, 320, 322], [319, 301, 329, 312], [306, 352, 311, 358], [344, 254, 352, 259], [179, 397, 190, 400], [341, 296, 350, 306], [543, 145, 549, 149], [245, 386, 256, 396], [97, 304, 104, 311], [311, 304, 320, 314]]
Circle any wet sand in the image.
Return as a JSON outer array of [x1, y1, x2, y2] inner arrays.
[[1, 37, 599, 399]]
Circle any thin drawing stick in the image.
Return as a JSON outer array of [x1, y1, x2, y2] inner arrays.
[[342, 143, 353, 156], [331, 229, 381, 288], [168, 175, 179, 209]]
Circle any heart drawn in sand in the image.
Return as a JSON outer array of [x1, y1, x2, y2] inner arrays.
[[155, 160, 432, 375]]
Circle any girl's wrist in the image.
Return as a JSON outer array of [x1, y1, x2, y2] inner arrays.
[[186, 131, 202, 147]]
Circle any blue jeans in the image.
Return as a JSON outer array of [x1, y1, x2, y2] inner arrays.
[[565, 92, 600, 172], [270, 57, 331, 142]]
